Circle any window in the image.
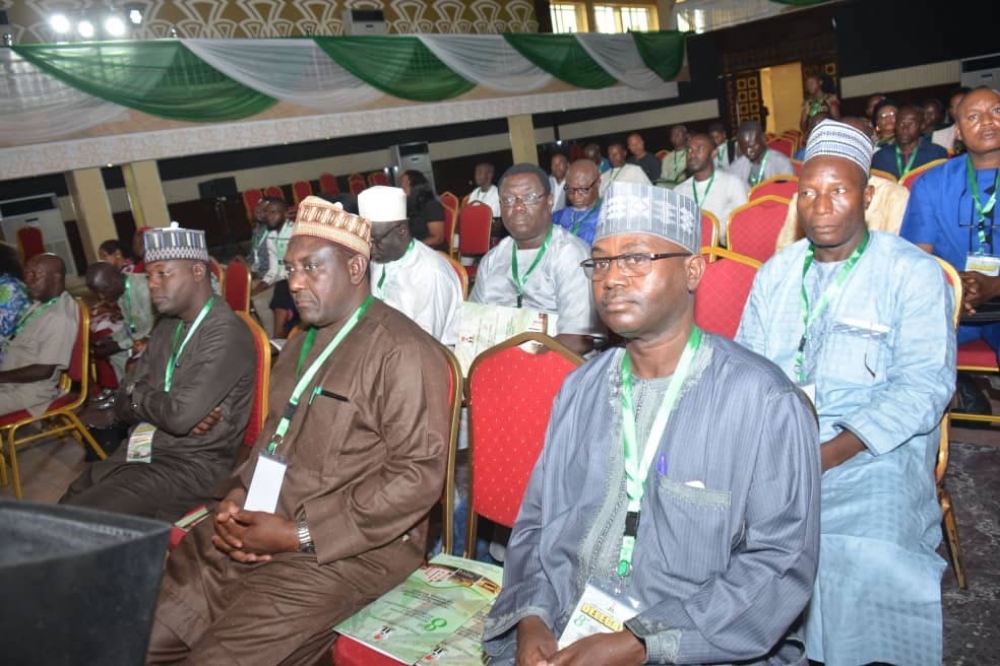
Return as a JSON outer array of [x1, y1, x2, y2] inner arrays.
[[550, 3, 581, 33], [593, 5, 657, 33]]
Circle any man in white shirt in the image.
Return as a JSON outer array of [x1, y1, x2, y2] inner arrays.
[[362, 186, 462, 347], [674, 133, 749, 244], [931, 86, 970, 153], [467, 163, 501, 217], [730, 121, 796, 188], [549, 153, 569, 213], [600, 141, 651, 196], [250, 197, 293, 335]]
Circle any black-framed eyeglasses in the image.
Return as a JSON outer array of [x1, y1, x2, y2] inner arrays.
[[370, 222, 406, 246], [580, 252, 690, 279], [564, 177, 600, 196], [499, 192, 546, 207]]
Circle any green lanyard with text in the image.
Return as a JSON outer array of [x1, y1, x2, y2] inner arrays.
[[570, 200, 601, 236], [510, 226, 553, 308], [13, 296, 59, 338], [266, 295, 374, 454], [895, 144, 919, 177], [617, 326, 703, 579], [123, 277, 138, 335], [748, 150, 770, 187], [795, 232, 870, 383], [164, 296, 215, 392], [967, 158, 1000, 255], [376, 239, 416, 299], [692, 172, 716, 208]]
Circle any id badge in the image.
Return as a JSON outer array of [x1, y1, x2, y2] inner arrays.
[[244, 451, 288, 513], [798, 384, 816, 408], [965, 254, 1000, 277], [126, 422, 156, 463], [557, 583, 638, 649]]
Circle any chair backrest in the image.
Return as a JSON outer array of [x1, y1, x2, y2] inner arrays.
[[933, 257, 961, 485], [348, 173, 366, 196], [235, 311, 271, 447], [291, 180, 312, 205], [766, 138, 794, 158], [16, 226, 45, 263], [439, 347, 463, 556], [442, 203, 458, 256], [67, 299, 89, 394], [263, 185, 283, 199], [870, 168, 896, 182], [900, 158, 947, 190], [701, 210, 720, 252], [440, 191, 460, 213], [208, 257, 225, 295], [749, 174, 798, 201], [655, 149, 668, 160], [467, 332, 584, 530], [367, 171, 389, 188], [242, 189, 263, 224], [694, 247, 761, 339], [727, 195, 790, 263], [224, 258, 251, 313], [791, 159, 803, 176], [318, 173, 340, 195], [438, 251, 470, 300], [458, 202, 493, 256]]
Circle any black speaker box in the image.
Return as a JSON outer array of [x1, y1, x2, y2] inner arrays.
[[198, 176, 238, 201]]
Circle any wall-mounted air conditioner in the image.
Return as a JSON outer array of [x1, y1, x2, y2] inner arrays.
[[343, 8, 387, 35], [390, 142, 437, 194], [960, 52, 1000, 89], [0, 194, 76, 273]]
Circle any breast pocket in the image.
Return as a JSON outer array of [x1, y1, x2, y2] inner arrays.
[[650, 477, 733, 584], [823, 319, 890, 386]]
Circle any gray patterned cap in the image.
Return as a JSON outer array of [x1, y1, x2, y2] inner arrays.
[[594, 182, 701, 253], [804, 119, 874, 176], [144, 222, 209, 264]]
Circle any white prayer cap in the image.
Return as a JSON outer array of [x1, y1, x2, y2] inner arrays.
[[804, 119, 874, 176], [358, 186, 407, 224], [594, 182, 700, 254]]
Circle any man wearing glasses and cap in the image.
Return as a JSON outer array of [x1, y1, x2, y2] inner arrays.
[[483, 182, 820, 666], [739, 119, 955, 666]]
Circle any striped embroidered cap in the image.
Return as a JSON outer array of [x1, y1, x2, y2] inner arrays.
[[594, 181, 700, 253], [292, 195, 372, 258], [144, 222, 209, 264], [804, 119, 875, 176]]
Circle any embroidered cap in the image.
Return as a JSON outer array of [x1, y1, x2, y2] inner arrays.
[[804, 119, 875, 176], [358, 186, 407, 224], [144, 222, 209, 264], [593, 182, 701, 254], [292, 195, 372, 258]]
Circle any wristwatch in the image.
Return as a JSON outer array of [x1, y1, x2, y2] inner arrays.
[[297, 519, 315, 553], [126, 381, 138, 413]]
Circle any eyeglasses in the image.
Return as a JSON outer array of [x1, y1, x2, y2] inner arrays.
[[877, 110, 896, 119], [564, 177, 600, 196], [580, 252, 690, 279], [499, 192, 546, 207], [370, 222, 405, 246]]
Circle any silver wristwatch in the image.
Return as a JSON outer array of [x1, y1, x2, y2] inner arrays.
[[297, 519, 315, 553]]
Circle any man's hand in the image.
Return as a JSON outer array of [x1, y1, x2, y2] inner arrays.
[[516, 616, 558, 666], [212, 488, 249, 558], [820, 430, 866, 472], [546, 631, 646, 666], [959, 271, 1000, 315], [189, 406, 223, 436], [91, 338, 121, 359]]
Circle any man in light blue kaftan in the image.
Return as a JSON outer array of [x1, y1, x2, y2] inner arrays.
[[737, 119, 956, 666]]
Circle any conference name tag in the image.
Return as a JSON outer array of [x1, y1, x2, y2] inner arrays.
[[799, 384, 816, 408], [244, 451, 288, 514], [965, 254, 1000, 277], [125, 422, 156, 463], [558, 583, 638, 649]]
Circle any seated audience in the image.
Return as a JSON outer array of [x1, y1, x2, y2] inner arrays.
[[922, 97, 945, 139], [146, 196, 450, 664], [401, 169, 447, 251], [738, 120, 954, 666], [132, 226, 151, 274], [871, 104, 948, 179], [709, 121, 738, 169], [269, 279, 299, 339], [0, 243, 29, 345], [552, 159, 602, 246], [61, 225, 254, 520], [800, 72, 840, 133], [249, 196, 292, 336], [584, 143, 611, 173], [626, 132, 662, 183], [730, 121, 796, 188], [549, 153, 569, 213], [467, 162, 501, 217], [657, 124, 689, 188], [483, 181, 820, 666], [363, 185, 462, 347], [932, 87, 972, 153], [866, 93, 887, 120], [600, 140, 651, 195], [0, 254, 77, 415], [674, 133, 749, 243], [470, 163, 603, 357], [98, 239, 137, 273], [872, 99, 898, 147], [794, 112, 831, 161]]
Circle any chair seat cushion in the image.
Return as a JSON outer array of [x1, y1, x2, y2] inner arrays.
[[0, 393, 76, 427], [957, 339, 999, 371]]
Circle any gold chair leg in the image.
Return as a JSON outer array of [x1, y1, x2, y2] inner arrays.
[[65, 411, 107, 460], [941, 488, 968, 589], [464, 512, 479, 561], [8, 424, 22, 499], [0, 434, 8, 488]]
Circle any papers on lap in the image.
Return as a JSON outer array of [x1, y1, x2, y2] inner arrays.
[[455, 302, 558, 376], [334, 554, 503, 664]]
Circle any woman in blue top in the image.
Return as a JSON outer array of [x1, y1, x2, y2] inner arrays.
[[0, 243, 30, 341]]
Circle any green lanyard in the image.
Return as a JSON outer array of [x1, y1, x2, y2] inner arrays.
[[716, 143, 727, 168], [748, 150, 770, 187], [895, 144, 919, 177], [674, 151, 683, 173], [266, 295, 374, 454], [795, 232, 870, 383], [13, 296, 59, 338], [618, 326, 703, 579], [296, 328, 318, 379], [510, 226, 554, 308], [967, 158, 1000, 255], [570, 200, 601, 236], [123, 277, 137, 336], [164, 296, 215, 392], [376, 239, 416, 299], [691, 172, 715, 208], [275, 222, 293, 262]]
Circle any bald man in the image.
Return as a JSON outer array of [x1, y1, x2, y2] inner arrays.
[[0, 253, 79, 415]]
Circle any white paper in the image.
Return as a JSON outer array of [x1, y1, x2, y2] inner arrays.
[[243, 453, 287, 513]]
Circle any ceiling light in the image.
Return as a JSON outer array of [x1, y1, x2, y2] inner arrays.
[[49, 13, 70, 34], [77, 20, 95, 38], [104, 15, 126, 37], [128, 8, 143, 26]]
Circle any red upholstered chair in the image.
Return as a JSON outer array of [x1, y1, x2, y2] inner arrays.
[[242, 189, 263, 224], [291, 180, 312, 205], [726, 195, 790, 264], [655, 149, 668, 160], [209, 257, 225, 296], [319, 173, 340, 196], [457, 202, 493, 279], [168, 311, 272, 550], [347, 173, 366, 196], [749, 175, 798, 201], [263, 185, 283, 200], [440, 191, 460, 213], [15, 226, 45, 263], [701, 210, 720, 256], [439, 251, 470, 300], [224, 258, 251, 313], [899, 158, 947, 190], [870, 168, 896, 182], [791, 159, 803, 176], [766, 138, 794, 158], [694, 247, 761, 339], [0, 300, 106, 499], [366, 171, 389, 188]]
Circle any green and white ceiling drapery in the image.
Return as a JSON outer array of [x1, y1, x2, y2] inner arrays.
[[3, 31, 684, 144]]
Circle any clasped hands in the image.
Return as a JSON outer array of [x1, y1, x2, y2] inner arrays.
[[516, 616, 645, 666], [211, 488, 299, 563], [958, 270, 1000, 315]]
